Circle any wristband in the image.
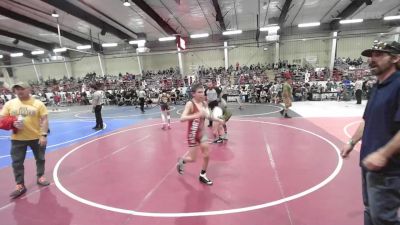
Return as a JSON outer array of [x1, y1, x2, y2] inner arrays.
[[348, 139, 355, 147]]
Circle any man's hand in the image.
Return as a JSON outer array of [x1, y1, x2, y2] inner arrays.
[[39, 136, 47, 147], [341, 143, 354, 158], [13, 120, 23, 129], [362, 148, 388, 171]]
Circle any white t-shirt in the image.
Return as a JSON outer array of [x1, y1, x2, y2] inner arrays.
[[355, 80, 363, 91], [92, 90, 103, 106], [138, 90, 146, 98]]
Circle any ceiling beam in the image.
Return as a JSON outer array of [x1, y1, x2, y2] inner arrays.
[[0, 5, 101, 51], [278, 0, 292, 27], [330, 0, 366, 30], [0, 29, 55, 51], [0, 43, 35, 58], [77, 0, 138, 38], [42, 0, 135, 40], [211, 0, 226, 31], [131, 0, 177, 35], [1, 54, 14, 78]]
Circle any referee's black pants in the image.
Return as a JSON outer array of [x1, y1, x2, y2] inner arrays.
[[355, 89, 362, 104], [94, 105, 103, 128]]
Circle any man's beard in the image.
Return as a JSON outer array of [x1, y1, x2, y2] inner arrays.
[[369, 62, 391, 76]]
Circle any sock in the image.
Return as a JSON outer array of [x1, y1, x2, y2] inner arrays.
[[200, 170, 206, 175], [161, 112, 166, 124]]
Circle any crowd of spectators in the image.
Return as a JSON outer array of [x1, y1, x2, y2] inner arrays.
[[0, 57, 372, 107]]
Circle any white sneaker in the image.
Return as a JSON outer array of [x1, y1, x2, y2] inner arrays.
[[199, 173, 213, 185]]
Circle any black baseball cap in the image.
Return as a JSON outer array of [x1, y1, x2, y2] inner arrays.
[[361, 41, 400, 57]]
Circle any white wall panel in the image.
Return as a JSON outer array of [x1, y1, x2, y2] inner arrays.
[[9, 33, 390, 82], [71, 56, 102, 77], [183, 49, 224, 74], [229, 44, 272, 66], [104, 55, 140, 75], [141, 53, 178, 71], [336, 36, 376, 59], [12, 65, 36, 82], [37, 61, 70, 80], [280, 39, 331, 67]]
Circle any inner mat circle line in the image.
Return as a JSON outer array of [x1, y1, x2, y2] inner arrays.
[[343, 120, 363, 138], [176, 104, 283, 117], [53, 119, 343, 218]]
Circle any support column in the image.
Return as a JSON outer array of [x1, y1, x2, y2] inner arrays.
[[31, 59, 41, 83], [56, 22, 62, 46], [275, 42, 280, 64], [137, 55, 143, 76], [329, 31, 338, 77], [395, 34, 399, 42], [394, 27, 400, 42], [224, 41, 229, 69], [63, 58, 71, 78], [178, 48, 184, 78], [97, 53, 105, 76]]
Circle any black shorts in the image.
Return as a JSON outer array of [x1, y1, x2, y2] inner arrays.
[[208, 100, 218, 110], [160, 103, 170, 111]]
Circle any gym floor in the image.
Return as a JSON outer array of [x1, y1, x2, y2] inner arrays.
[[0, 101, 366, 225]]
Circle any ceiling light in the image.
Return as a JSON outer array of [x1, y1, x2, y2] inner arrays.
[[51, 10, 59, 18], [339, 19, 363, 24], [190, 33, 209, 38], [76, 45, 92, 50], [263, 47, 268, 51], [53, 47, 67, 53], [222, 30, 242, 35], [123, 0, 131, 7], [260, 25, 280, 32], [10, 52, 23, 57], [0, 55, 3, 59], [383, 15, 400, 21], [102, 43, 118, 47], [31, 50, 45, 55], [129, 40, 146, 45], [298, 22, 320, 28], [158, 36, 176, 41]]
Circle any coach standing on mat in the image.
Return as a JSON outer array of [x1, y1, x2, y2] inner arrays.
[[341, 41, 400, 225], [91, 83, 103, 130], [1, 81, 50, 199], [280, 78, 293, 118]]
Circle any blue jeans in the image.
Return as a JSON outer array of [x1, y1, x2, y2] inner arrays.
[[362, 169, 400, 225]]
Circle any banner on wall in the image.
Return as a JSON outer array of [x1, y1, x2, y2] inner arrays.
[[305, 56, 318, 64]]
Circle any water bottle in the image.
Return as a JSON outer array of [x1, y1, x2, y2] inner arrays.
[[16, 115, 24, 129]]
